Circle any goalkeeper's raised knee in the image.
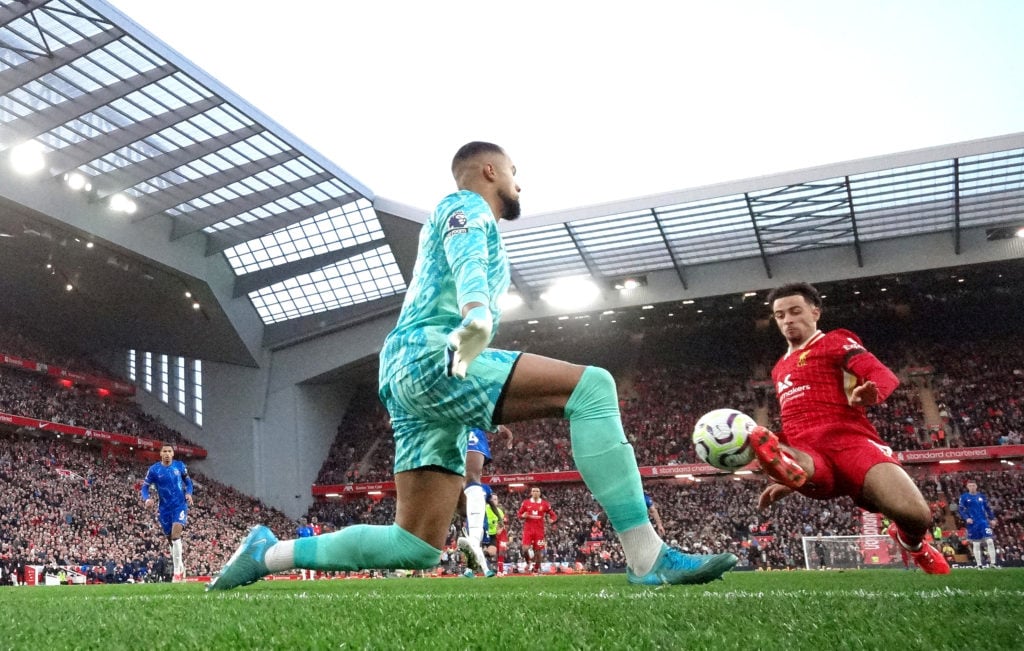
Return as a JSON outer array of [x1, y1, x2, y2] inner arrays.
[[564, 366, 621, 424]]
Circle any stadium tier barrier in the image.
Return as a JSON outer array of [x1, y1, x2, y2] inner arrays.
[[1, 352, 134, 396], [312, 444, 1024, 496]]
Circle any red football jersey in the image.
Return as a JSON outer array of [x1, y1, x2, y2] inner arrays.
[[518, 498, 556, 530], [772, 329, 898, 444]]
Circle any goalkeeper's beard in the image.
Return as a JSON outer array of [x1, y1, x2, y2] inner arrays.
[[498, 190, 521, 221]]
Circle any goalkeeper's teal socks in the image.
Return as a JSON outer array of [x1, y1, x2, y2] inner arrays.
[[265, 524, 440, 572], [565, 365, 662, 574]]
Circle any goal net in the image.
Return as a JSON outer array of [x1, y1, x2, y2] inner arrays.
[[801, 535, 907, 570]]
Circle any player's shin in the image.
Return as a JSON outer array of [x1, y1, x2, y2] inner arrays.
[[292, 524, 441, 571], [565, 366, 662, 574], [464, 483, 487, 546], [171, 538, 183, 575]]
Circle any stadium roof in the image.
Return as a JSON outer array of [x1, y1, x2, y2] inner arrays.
[[501, 137, 1024, 302], [1, 0, 1023, 364]]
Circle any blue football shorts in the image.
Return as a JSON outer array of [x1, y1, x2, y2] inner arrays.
[[158, 505, 188, 536]]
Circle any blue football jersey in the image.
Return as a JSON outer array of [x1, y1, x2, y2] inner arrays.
[[141, 460, 192, 512], [959, 491, 994, 523]]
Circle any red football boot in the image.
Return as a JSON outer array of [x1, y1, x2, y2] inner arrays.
[[888, 522, 951, 575], [750, 426, 808, 488]]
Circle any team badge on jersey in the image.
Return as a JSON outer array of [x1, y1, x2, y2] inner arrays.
[[445, 210, 468, 238]]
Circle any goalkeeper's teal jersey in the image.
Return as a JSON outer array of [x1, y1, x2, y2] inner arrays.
[[379, 190, 510, 385]]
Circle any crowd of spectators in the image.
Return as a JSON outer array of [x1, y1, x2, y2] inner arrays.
[[306, 467, 1024, 573], [0, 324, 122, 381], [0, 430, 292, 584], [0, 367, 198, 449], [929, 339, 1024, 448], [312, 288, 1024, 483]]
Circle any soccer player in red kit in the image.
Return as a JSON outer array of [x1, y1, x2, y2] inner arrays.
[[518, 487, 557, 573], [752, 282, 949, 574]]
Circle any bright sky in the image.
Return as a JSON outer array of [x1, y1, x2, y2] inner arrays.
[[109, 0, 1023, 215]]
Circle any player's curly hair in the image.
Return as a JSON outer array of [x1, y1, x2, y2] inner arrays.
[[767, 282, 822, 310]]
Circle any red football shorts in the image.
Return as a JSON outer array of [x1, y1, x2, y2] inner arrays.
[[522, 526, 547, 549], [785, 424, 900, 509]]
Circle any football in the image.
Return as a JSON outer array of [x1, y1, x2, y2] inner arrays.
[[692, 408, 757, 470]]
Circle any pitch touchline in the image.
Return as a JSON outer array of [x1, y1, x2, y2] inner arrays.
[[81, 587, 1024, 604]]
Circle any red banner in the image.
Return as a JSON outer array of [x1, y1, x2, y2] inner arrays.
[[0, 411, 205, 458], [858, 511, 892, 565], [895, 445, 1024, 463], [1, 353, 135, 395]]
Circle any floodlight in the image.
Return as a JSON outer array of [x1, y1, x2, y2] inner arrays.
[[10, 142, 45, 175], [540, 276, 599, 310], [498, 291, 523, 311]]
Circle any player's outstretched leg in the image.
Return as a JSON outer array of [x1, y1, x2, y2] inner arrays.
[[888, 523, 950, 575], [750, 426, 808, 488], [627, 544, 738, 586], [563, 366, 737, 584], [207, 525, 278, 591]]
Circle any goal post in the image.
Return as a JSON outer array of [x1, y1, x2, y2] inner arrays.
[[801, 535, 907, 570]]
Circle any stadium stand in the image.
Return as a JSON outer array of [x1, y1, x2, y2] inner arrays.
[[0, 428, 292, 584]]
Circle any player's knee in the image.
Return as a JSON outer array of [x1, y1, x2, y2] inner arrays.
[[565, 366, 619, 420]]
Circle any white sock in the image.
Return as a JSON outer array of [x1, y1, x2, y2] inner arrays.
[[986, 539, 997, 565], [464, 484, 489, 572], [264, 540, 296, 573], [171, 539, 183, 575], [972, 541, 982, 566], [618, 522, 663, 575], [464, 484, 487, 545]]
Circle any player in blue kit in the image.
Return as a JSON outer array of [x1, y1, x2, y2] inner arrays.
[[458, 426, 507, 577], [959, 480, 997, 568], [141, 444, 194, 583], [296, 517, 316, 580], [209, 141, 737, 590]]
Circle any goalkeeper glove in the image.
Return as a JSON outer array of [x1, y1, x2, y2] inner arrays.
[[446, 305, 492, 379]]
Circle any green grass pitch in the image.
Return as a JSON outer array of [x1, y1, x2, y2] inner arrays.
[[3, 569, 1022, 650]]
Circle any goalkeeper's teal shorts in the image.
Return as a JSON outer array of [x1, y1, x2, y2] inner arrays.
[[380, 347, 522, 476]]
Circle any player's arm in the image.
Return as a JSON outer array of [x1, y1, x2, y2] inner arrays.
[[494, 424, 513, 449], [547, 503, 557, 525], [757, 483, 793, 510], [140, 469, 155, 505], [648, 504, 666, 536], [844, 350, 899, 406], [443, 202, 494, 379], [517, 502, 528, 519], [984, 497, 995, 523], [959, 495, 973, 524], [183, 470, 194, 506]]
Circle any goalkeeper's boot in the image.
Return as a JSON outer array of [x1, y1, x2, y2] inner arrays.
[[457, 536, 487, 576], [627, 544, 738, 585], [888, 522, 950, 575], [750, 426, 808, 488], [206, 525, 277, 591]]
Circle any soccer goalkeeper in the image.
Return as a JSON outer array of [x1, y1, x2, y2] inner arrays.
[[208, 141, 737, 590]]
